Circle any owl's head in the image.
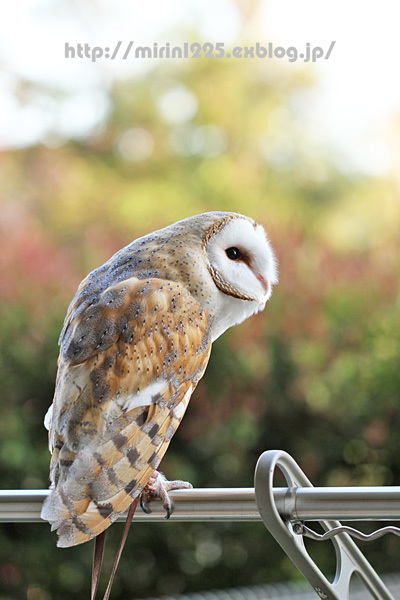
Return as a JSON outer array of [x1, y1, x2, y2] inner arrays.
[[193, 212, 278, 339], [202, 214, 278, 305]]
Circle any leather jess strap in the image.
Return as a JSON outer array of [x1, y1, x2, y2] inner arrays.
[[91, 497, 140, 600]]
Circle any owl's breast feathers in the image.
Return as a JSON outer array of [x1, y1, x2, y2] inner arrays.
[[41, 277, 212, 547]]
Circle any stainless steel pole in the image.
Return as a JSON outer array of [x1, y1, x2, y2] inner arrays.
[[1, 486, 400, 523]]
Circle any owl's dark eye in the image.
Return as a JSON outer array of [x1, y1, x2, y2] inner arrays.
[[225, 247, 242, 260]]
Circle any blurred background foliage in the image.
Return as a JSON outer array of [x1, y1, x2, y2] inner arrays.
[[1, 14, 400, 600]]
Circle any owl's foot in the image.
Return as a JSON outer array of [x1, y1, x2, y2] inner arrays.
[[140, 471, 193, 519]]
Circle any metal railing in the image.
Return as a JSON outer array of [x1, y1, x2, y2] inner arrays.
[[1, 485, 400, 523], [2, 450, 400, 600]]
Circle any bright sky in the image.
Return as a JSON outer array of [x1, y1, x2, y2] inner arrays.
[[0, 0, 399, 175]]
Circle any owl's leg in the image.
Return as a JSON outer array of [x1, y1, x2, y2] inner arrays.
[[140, 471, 192, 518]]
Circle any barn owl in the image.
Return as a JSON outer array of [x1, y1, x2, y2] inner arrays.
[[41, 211, 278, 549]]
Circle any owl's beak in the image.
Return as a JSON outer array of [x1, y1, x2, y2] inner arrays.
[[256, 273, 269, 296]]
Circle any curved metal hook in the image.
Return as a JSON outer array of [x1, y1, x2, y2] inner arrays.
[[254, 450, 394, 600]]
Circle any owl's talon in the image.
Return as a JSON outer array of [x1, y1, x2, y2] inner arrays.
[[140, 492, 152, 514], [143, 471, 193, 518]]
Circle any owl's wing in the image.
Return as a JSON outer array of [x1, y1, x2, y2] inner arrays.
[[41, 277, 212, 547]]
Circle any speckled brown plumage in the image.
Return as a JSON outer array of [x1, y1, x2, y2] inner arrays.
[[42, 277, 211, 547], [41, 212, 278, 548]]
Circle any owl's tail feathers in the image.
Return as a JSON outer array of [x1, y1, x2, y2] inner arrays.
[[41, 484, 141, 548]]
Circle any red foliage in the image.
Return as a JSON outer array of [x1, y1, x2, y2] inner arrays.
[[0, 204, 81, 315]]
